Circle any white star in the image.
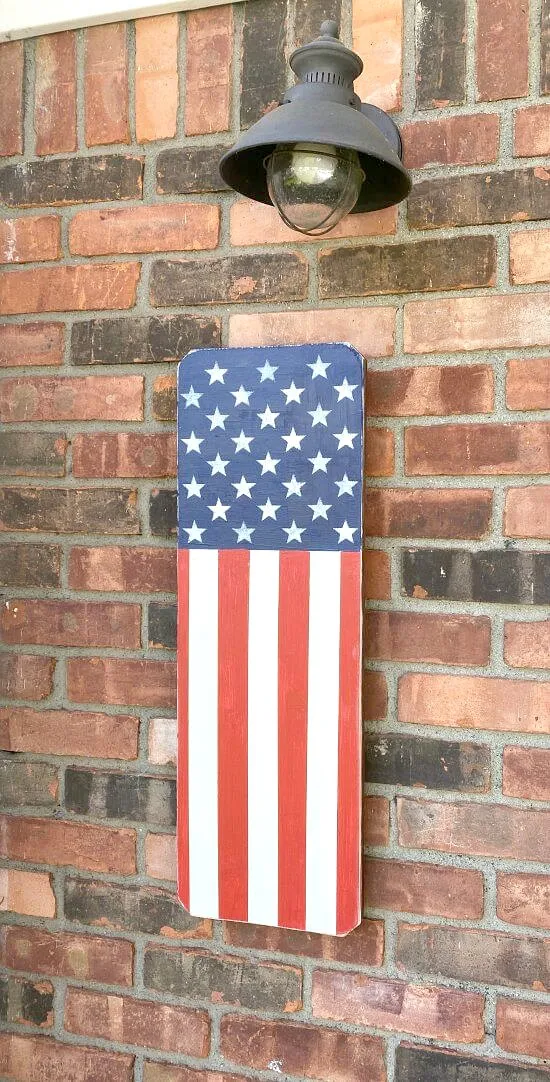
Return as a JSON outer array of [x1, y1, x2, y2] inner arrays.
[[232, 475, 256, 499], [183, 476, 204, 498], [183, 520, 205, 543], [231, 385, 252, 406], [282, 427, 305, 451], [334, 520, 357, 544], [283, 474, 305, 497], [309, 450, 331, 473], [283, 520, 306, 543], [257, 404, 280, 429], [181, 431, 203, 454], [258, 498, 280, 521], [281, 381, 304, 404], [181, 385, 202, 408], [335, 473, 358, 497], [334, 377, 358, 401], [233, 521, 255, 543], [208, 453, 229, 476], [232, 430, 254, 453], [334, 426, 358, 450], [307, 355, 331, 379], [205, 361, 227, 384], [257, 359, 278, 382], [208, 498, 230, 521], [309, 498, 331, 520], [257, 451, 280, 475], [206, 406, 228, 430], [308, 402, 331, 427]]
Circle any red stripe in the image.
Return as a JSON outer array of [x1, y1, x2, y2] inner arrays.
[[278, 550, 309, 930], [217, 549, 249, 922], [176, 547, 190, 909], [336, 550, 362, 934]]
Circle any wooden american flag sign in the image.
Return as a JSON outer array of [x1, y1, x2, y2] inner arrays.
[[176, 343, 363, 935]]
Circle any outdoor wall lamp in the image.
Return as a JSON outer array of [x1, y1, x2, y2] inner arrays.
[[220, 20, 412, 236]]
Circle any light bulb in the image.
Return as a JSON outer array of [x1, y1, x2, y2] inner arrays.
[[266, 142, 365, 235]]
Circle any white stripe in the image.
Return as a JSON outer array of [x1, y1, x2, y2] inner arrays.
[[247, 549, 279, 927], [306, 551, 341, 934], [188, 548, 219, 918]]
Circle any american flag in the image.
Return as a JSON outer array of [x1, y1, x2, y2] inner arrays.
[[176, 343, 363, 935]]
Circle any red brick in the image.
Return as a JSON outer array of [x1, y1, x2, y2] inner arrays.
[[0, 653, 55, 701], [366, 611, 490, 666], [364, 672, 388, 721], [506, 358, 550, 410], [366, 364, 494, 417], [505, 486, 550, 538], [0, 1034, 133, 1082], [0, 41, 24, 156], [0, 814, 136, 874], [0, 705, 138, 759], [404, 293, 550, 354], [398, 797, 550, 862], [0, 869, 56, 918], [503, 746, 550, 801], [505, 619, 550, 669], [497, 999, 550, 1058], [364, 796, 390, 846], [364, 488, 492, 539], [397, 923, 549, 990], [220, 1015, 385, 1082], [497, 872, 550, 929], [477, 0, 529, 100], [403, 114, 500, 169], [365, 860, 484, 918], [353, 0, 402, 111], [0, 322, 64, 367], [364, 550, 391, 600], [312, 969, 484, 1042], [366, 429, 395, 476], [0, 217, 60, 264], [229, 307, 395, 357], [85, 23, 130, 146], [510, 229, 550, 284], [136, 15, 179, 142], [68, 657, 176, 708], [1, 598, 141, 648], [0, 263, 140, 315], [145, 832, 176, 881], [34, 33, 77, 155], [70, 546, 176, 592], [142, 1067, 233, 1082], [73, 433, 176, 478], [1, 926, 133, 986], [406, 422, 550, 475], [65, 988, 209, 1056], [70, 204, 219, 256], [398, 673, 550, 734], [185, 6, 232, 135], [0, 375, 143, 421], [514, 104, 550, 157], [230, 199, 397, 245], [223, 918, 384, 967]]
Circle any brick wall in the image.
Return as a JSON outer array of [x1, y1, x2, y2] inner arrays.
[[0, 0, 549, 1079]]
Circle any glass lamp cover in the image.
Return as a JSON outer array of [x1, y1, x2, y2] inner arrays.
[[266, 142, 365, 235]]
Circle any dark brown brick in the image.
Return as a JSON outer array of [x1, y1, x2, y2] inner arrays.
[[71, 314, 220, 366], [364, 488, 492, 539], [0, 432, 67, 478], [0, 756, 58, 807], [156, 145, 230, 195], [241, 0, 288, 126], [148, 603, 176, 649], [144, 945, 302, 1011], [223, 918, 384, 966], [364, 733, 490, 791], [64, 878, 211, 939], [396, 1045, 550, 1082], [319, 236, 496, 298], [403, 548, 550, 604], [153, 374, 177, 421], [0, 975, 54, 1027], [0, 486, 139, 535], [294, 0, 341, 47], [150, 253, 308, 307], [0, 543, 60, 587], [396, 924, 550, 991], [65, 768, 176, 826], [0, 155, 143, 208], [408, 169, 550, 229], [150, 489, 177, 537], [415, 0, 466, 108], [0, 654, 55, 701]]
